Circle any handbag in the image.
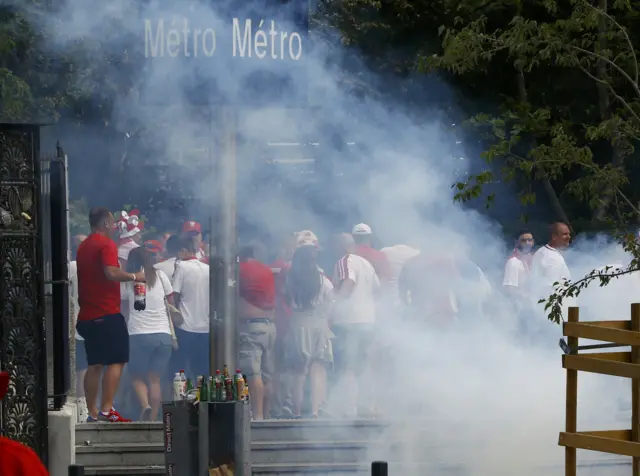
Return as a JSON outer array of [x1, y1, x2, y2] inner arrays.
[[158, 270, 180, 350]]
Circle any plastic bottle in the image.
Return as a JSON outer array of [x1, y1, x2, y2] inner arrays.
[[173, 372, 185, 401], [224, 373, 234, 401], [133, 280, 146, 311], [214, 370, 222, 401], [200, 376, 209, 403], [234, 369, 245, 401], [179, 370, 187, 399]]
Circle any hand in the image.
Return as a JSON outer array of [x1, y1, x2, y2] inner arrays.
[[133, 271, 146, 282]]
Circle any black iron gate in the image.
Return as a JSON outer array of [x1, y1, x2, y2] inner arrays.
[[0, 123, 49, 463]]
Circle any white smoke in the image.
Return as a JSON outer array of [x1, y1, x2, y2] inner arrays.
[[10, 0, 638, 473]]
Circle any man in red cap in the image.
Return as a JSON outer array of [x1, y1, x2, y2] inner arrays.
[[0, 372, 50, 475], [182, 220, 207, 262]]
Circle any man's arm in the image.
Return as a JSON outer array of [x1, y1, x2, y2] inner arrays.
[[502, 259, 521, 296], [335, 256, 356, 298], [101, 242, 143, 282]]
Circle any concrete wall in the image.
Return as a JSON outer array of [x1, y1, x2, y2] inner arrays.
[[48, 403, 76, 476]]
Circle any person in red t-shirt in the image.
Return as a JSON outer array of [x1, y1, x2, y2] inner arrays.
[[0, 372, 49, 476], [238, 244, 276, 420], [351, 223, 392, 283], [76, 207, 145, 423]]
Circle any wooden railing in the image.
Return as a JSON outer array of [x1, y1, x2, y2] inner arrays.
[[559, 304, 640, 476]]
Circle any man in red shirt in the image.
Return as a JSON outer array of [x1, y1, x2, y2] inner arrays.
[[238, 245, 276, 420], [0, 372, 49, 476], [76, 207, 144, 422], [351, 223, 392, 283]]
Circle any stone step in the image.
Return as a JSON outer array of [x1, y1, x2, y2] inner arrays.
[[76, 419, 389, 444], [77, 440, 407, 467]]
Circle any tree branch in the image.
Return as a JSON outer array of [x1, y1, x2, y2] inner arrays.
[[582, 0, 638, 85], [569, 45, 640, 98]]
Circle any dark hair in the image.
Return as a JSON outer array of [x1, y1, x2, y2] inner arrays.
[[515, 229, 532, 240], [88, 207, 111, 229], [238, 246, 254, 260], [286, 245, 322, 310], [178, 236, 196, 253], [165, 235, 181, 256], [126, 246, 158, 288]]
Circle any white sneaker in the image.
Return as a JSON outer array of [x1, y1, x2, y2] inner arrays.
[[76, 397, 88, 423]]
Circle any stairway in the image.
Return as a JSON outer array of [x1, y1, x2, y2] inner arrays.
[[75, 419, 393, 475], [75, 419, 633, 475]]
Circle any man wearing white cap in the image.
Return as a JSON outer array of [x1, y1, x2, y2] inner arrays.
[[351, 223, 392, 284]]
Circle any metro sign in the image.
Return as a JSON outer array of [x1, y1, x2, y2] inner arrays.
[[142, 0, 309, 106]]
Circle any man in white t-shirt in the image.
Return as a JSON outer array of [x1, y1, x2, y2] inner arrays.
[[331, 233, 380, 417], [503, 229, 535, 303], [154, 235, 180, 280], [171, 236, 210, 377], [531, 222, 574, 319]]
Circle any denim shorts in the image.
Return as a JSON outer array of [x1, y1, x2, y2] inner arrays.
[[128, 333, 173, 377]]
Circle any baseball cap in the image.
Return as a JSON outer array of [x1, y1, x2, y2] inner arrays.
[[144, 240, 163, 254], [182, 220, 202, 234], [0, 371, 8, 400], [296, 230, 319, 248], [352, 223, 372, 235]]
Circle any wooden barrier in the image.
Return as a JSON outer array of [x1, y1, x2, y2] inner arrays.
[[559, 304, 640, 476]]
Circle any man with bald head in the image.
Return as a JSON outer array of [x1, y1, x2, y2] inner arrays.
[[531, 222, 574, 318]]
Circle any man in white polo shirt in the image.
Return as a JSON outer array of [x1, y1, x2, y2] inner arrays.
[[531, 222, 574, 320]]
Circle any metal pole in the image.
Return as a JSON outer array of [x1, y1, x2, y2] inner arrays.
[[210, 105, 238, 374], [371, 461, 388, 476]]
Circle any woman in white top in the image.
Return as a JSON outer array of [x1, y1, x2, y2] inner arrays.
[[283, 244, 335, 418], [124, 247, 174, 421]]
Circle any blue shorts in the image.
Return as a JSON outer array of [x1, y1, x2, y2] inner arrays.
[[76, 313, 129, 366], [128, 333, 173, 377]]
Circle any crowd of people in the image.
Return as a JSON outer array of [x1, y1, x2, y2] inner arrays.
[[70, 205, 576, 423]]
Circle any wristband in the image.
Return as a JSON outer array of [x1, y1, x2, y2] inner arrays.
[[130, 273, 136, 282]]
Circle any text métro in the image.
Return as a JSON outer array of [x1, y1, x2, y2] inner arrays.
[[144, 18, 304, 60]]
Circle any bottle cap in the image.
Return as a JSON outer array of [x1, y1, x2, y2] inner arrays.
[[215, 369, 221, 374], [236, 369, 241, 373], [179, 369, 185, 373]]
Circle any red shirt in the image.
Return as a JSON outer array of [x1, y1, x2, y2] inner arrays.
[[77, 233, 121, 321], [354, 244, 392, 282], [0, 437, 49, 476], [239, 260, 276, 312]]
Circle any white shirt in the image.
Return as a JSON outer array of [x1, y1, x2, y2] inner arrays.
[[123, 270, 173, 335], [154, 257, 177, 280], [69, 261, 83, 341], [172, 259, 210, 333], [381, 244, 420, 302], [333, 254, 380, 325], [503, 257, 529, 289], [531, 244, 576, 312]]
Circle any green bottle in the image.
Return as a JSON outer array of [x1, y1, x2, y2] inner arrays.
[[186, 378, 194, 393], [200, 376, 209, 402]]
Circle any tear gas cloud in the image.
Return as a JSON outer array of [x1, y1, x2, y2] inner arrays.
[[13, 0, 638, 473]]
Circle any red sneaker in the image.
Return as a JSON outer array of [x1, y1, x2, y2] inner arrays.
[[97, 408, 131, 423]]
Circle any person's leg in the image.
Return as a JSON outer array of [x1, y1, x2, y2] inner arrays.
[[330, 325, 358, 418], [148, 334, 173, 421], [238, 322, 266, 420], [261, 322, 277, 419], [290, 373, 305, 417], [76, 321, 102, 419], [309, 361, 327, 416], [355, 326, 376, 416], [76, 340, 88, 398], [128, 335, 150, 417], [98, 314, 130, 417]]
